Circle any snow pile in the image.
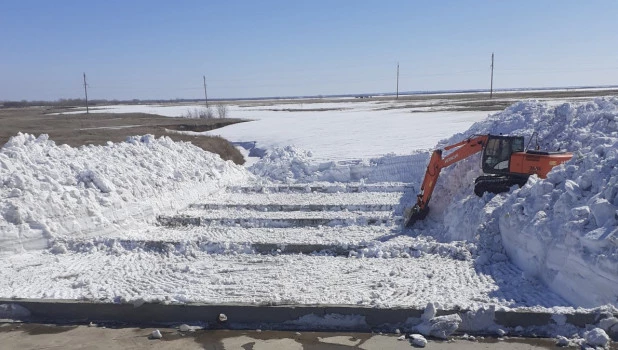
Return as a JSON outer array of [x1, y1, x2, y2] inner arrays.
[[423, 97, 618, 307], [248, 146, 324, 182], [248, 145, 427, 184], [553, 327, 613, 348], [0, 133, 253, 253], [415, 303, 461, 339]]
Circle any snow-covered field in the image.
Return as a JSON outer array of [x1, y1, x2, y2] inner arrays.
[[70, 100, 494, 161], [210, 102, 491, 161], [2, 95, 618, 343]]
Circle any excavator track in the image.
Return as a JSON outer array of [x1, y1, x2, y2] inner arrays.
[[474, 175, 529, 197]]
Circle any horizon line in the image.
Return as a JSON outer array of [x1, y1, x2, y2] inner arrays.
[[3, 84, 618, 104]]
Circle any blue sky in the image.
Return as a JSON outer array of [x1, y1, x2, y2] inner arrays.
[[2, 0, 617, 100]]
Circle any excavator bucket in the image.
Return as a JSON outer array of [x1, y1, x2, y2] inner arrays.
[[403, 205, 430, 228]]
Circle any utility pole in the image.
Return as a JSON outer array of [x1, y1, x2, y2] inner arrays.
[[396, 62, 400, 100], [490, 53, 494, 99], [83, 73, 89, 114], [203, 75, 208, 108]]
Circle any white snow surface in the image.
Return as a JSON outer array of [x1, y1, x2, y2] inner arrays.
[[1, 97, 618, 329], [207, 102, 491, 161], [64, 100, 492, 162], [423, 98, 618, 308], [0, 133, 253, 253]]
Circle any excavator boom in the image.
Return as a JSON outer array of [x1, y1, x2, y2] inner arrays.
[[404, 135, 488, 227]]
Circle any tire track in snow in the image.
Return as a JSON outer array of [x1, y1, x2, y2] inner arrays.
[[0, 250, 570, 309], [2, 180, 572, 310]]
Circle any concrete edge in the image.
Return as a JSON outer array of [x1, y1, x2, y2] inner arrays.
[[0, 299, 613, 333]]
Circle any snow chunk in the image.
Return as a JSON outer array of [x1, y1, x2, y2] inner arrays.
[[416, 313, 462, 339], [495, 328, 507, 337], [556, 335, 570, 347], [421, 302, 436, 321], [599, 317, 618, 332], [599, 317, 618, 340], [564, 179, 582, 199], [584, 328, 609, 347], [49, 242, 68, 254], [410, 334, 427, 347], [460, 306, 496, 333], [179, 324, 196, 332], [77, 170, 115, 193], [589, 197, 616, 227]]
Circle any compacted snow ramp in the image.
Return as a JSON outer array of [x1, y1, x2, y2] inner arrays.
[[0, 180, 574, 311], [3, 179, 613, 337]]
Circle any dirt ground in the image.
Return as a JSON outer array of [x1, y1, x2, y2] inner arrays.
[[2, 89, 617, 166], [0, 107, 247, 164], [2, 323, 611, 350]]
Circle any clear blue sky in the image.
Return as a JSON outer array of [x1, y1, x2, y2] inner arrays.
[[2, 0, 617, 100]]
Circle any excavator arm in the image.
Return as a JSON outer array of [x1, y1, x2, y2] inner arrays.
[[404, 135, 489, 227]]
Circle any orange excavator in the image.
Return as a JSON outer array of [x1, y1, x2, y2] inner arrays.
[[404, 134, 573, 227]]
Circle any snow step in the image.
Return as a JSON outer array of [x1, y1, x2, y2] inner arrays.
[[58, 226, 393, 247], [191, 192, 403, 207], [188, 203, 396, 212], [228, 183, 411, 194], [54, 237, 366, 256], [158, 215, 400, 228], [217, 242, 362, 256]]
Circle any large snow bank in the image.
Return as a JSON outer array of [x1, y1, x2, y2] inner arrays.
[[425, 97, 618, 307], [0, 133, 253, 253]]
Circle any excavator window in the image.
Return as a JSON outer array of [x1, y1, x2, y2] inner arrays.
[[482, 136, 524, 174]]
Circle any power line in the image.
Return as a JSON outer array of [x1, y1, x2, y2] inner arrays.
[[63, 62, 618, 101], [398, 69, 485, 78]]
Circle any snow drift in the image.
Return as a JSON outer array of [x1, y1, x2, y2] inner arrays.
[[0, 133, 253, 253], [425, 97, 618, 307]]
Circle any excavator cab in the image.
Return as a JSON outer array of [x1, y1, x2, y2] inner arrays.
[[481, 135, 524, 175]]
